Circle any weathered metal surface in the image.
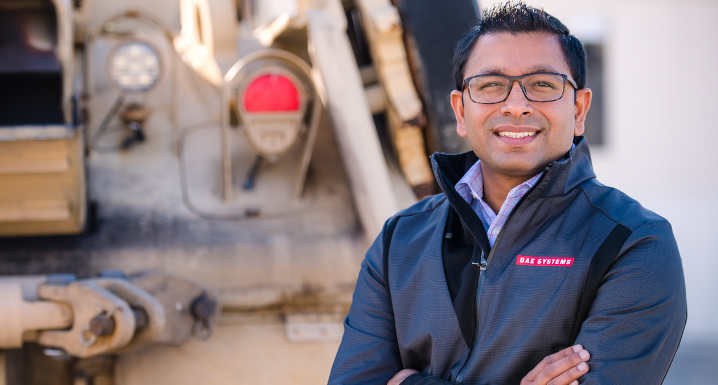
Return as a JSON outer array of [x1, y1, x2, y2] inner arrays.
[[0, 0, 420, 383], [115, 316, 342, 385], [90, 277, 168, 352], [0, 125, 75, 141], [125, 272, 215, 346], [0, 201, 71, 222], [307, 5, 399, 240], [0, 272, 220, 361], [0, 134, 86, 236], [0, 0, 82, 238], [0, 150, 69, 174], [175, 0, 223, 86], [284, 312, 344, 342], [0, 276, 73, 349], [220, 48, 320, 203], [37, 280, 136, 357], [0, 89, 365, 310]]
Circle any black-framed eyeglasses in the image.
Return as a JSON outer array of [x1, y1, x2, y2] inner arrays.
[[463, 72, 578, 104]]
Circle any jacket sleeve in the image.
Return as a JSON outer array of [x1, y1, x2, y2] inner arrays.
[[328, 221, 403, 385], [576, 219, 687, 384], [328, 221, 454, 385]]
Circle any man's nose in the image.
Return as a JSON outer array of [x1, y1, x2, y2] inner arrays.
[[500, 80, 533, 117]]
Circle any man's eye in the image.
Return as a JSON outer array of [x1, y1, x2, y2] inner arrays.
[[479, 82, 504, 90], [529, 81, 557, 89]]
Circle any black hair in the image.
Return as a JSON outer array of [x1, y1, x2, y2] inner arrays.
[[453, 1, 586, 91]]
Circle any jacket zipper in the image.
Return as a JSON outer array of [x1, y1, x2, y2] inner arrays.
[[454, 162, 554, 383], [455, 250, 487, 383]]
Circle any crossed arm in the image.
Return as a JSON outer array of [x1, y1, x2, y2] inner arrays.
[[389, 345, 591, 385]]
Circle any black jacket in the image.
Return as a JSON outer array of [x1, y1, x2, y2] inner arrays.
[[329, 137, 687, 384]]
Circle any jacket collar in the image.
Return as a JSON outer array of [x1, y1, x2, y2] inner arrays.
[[431, 135, 596, 201], [431, 147, 490, 257]]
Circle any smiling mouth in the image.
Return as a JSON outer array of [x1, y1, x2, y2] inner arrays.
[[497, 131, 537, 138]]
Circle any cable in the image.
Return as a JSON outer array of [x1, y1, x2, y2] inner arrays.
[[242, 155, 264, 190], [177, 122, 317, 221], [91, 95, 128, 154]]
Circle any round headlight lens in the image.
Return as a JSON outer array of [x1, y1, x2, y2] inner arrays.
[[108, 41, 162, 93]]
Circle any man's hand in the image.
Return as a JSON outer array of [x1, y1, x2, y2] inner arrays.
[[521, 345, 590, 385], [388, 369, 419, 385]]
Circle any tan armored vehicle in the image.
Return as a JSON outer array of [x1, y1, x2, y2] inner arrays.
[[0, 0, 478, 383]]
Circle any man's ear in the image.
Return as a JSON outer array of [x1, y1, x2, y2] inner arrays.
[[451, 90, 468, 138], [574, 88, 592, 136]]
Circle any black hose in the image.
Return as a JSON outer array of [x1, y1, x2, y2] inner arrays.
[[242, 155, 264, 190]]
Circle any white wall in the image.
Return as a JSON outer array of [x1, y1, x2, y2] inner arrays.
[[520, 0, 718, 343]]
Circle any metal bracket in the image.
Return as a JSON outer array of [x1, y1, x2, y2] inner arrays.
[[89, 278, 167, 354], [37, 280, 136, 358], [128, 271, 219, 345]]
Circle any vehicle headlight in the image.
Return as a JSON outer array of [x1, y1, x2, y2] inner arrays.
[[107, 40, 162, 93]]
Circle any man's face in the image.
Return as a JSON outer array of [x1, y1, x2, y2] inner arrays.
[[451, 32, 592, 178]]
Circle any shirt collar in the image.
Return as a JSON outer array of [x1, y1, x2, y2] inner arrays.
[[455, 143, 576, 203], [456, 159, 541, 202]]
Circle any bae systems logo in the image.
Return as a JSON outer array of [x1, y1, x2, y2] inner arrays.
[[516, 255, 574, 266]]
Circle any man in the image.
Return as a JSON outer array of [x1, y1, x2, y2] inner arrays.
[[329, 2, 687, 385]]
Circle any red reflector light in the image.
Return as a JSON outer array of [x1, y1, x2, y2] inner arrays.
[[244, 74, 300, 112]]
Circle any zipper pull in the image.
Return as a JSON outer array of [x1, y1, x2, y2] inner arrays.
[[471, 251, 488, 271]]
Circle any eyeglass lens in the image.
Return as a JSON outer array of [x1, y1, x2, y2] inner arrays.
[[468, 74, 566, 103]]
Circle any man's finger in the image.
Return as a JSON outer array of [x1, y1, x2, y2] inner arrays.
[[535, 348, 590, 385], [546, 361, 589, 385], [523, 345, 583, 382], [387, 369, 419, 385]]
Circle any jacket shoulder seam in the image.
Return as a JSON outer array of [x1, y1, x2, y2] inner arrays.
[[576, 187, 646, 231], [393, 196, 448, 220], [577, 187, 675, 258]]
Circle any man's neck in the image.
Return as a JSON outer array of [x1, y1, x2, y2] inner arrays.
[[480, 164, 539, 214]]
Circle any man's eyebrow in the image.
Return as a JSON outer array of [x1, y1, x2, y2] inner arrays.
[[475, 68, 509, 76], [524, 65, 561, 74], [469, 65, 562, 77]]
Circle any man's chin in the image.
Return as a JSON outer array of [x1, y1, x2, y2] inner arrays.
[[488, 159, 546, 179]]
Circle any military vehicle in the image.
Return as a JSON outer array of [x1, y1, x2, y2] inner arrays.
[[0, 0, 478, 383]]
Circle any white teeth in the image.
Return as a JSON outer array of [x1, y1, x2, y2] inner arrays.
[[498, 131, 537, 138]]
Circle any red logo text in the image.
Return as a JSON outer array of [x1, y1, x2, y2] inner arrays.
[[516, 255, 574, 266]]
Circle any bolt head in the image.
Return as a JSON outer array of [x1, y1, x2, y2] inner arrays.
[[89, 313, 116, 336], [191, 296, 218, 320]]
